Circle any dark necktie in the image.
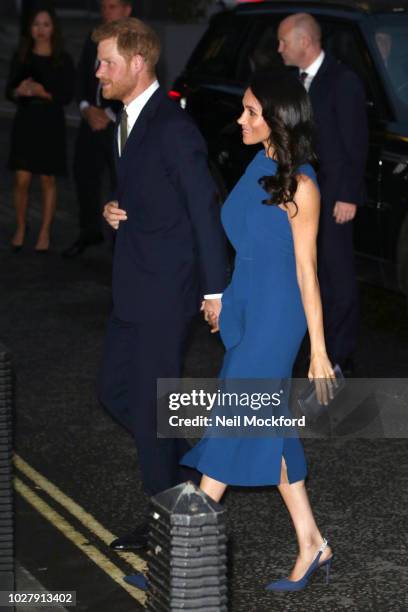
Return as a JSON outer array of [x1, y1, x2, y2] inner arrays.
[[299, 71, 308, 86], [120, 109, 128, 155]]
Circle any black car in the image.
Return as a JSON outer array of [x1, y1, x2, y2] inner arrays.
[[172, 0, 408, 295]]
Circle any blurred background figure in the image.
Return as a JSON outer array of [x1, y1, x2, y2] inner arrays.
[[63, 0, 133, 259], [375, 28, 408, 104], [6, 2, 75, 253], [375, 31, 392, 67]]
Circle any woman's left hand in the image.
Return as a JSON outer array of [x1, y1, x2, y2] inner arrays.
[[308, 353, 336, 406], [28, 80, 50, 99]]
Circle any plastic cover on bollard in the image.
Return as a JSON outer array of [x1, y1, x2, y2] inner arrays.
[[146, 482, 228, 612]]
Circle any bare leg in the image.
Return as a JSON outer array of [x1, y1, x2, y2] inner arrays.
[[36, 174, 57, 251], [11, 170, 32, 247], [277, 458, 332, 581], [200, 474, 227, 503]]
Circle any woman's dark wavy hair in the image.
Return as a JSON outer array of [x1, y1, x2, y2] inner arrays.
[[19, 3, 64, 65], [249, 70, 316, 214]]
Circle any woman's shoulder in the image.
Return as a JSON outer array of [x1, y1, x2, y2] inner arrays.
[[296, 162, 316, 180], [296, 163, 318, 190], [248, 149, 277, 173]]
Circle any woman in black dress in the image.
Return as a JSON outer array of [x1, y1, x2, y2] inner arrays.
[[6, 5, 75, 252]]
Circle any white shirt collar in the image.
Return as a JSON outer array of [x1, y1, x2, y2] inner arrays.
[[301, 50, 325, 79], [124, 79, 160, 133]]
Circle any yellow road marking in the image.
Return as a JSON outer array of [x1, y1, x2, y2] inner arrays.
[[14, 455, 147, 574], [15, 478, 146, 606]]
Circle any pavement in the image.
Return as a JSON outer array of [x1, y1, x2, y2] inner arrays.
[[0, 64, 408, 612]]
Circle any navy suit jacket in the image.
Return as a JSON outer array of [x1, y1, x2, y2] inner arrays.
[[111, 87, 228, 322], [309, 54, 368, 209]]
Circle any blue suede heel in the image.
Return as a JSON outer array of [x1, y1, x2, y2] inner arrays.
[[265, 538, 333, 592], [124, 572, 148, 591]]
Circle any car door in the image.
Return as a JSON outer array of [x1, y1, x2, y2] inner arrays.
[[177, 12, 252, 192], [321, 18, 388, 255]]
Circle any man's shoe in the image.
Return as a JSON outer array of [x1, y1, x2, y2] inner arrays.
[[110, 524, 149, 551], [62, 235, 103, 258], [62, 240, 88, 258]]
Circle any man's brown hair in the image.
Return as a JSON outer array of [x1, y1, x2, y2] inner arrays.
[[92, 17, 161, 71]]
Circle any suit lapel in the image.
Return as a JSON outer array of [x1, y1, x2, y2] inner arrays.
[[114, 87, 164, 194], [119, 87, 164, 161], [113, 113, 121, 177], [309, 55, 332, 102]]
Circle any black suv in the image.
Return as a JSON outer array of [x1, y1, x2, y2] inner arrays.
[[172, 0, 408, 295]]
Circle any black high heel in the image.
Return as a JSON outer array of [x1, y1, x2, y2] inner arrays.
[[34, 233, 51, 254], [11, 225, 29, 252]]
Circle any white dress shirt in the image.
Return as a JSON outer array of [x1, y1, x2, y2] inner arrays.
[[299, 50, 325, 91], [117, 79, 160, 153]]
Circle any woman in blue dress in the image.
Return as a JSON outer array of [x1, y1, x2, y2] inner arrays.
[[181, 72, 335, 592]]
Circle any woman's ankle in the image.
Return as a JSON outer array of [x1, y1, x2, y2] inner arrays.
[[298, 533, 326, 555]]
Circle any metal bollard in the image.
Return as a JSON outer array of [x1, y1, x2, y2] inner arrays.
[[0, 342, 14, 609], [146, 481, 228, 611]]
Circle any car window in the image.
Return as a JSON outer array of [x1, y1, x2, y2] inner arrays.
[[186, 14, 250, 80], [236, 17, 284, 83], [369, 14, 408, 122], [236, 14, 389, 113], [319, 18, 391, 120]]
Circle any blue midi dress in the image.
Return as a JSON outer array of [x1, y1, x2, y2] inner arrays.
[[181, 151, 317, 486]]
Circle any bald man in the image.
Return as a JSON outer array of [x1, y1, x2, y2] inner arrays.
[[278, 13, 368, 372]]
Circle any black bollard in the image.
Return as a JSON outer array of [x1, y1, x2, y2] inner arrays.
[[146, 481, 228, 611], [0, 342, 14, 610]]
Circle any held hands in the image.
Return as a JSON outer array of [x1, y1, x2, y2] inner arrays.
[[103, 200, 127, 230], [15, 78, 50, 99], [83, 106, 110, 131], [333, 201, 357, 224], [308, 353, 337, 406], [201, 298, 222, 334]]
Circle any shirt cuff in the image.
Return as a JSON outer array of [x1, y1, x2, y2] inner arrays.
[[104, 107, 116, 123], [79, 100, 90, 114], [204, 293, 223, 300]]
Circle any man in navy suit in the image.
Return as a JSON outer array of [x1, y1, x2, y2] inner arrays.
[[278, 13, 368, 371], [94, 18, 227, 550]]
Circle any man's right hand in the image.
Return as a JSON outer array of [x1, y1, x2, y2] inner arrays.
[[103, 201, 127, 230], [83, 106, 110, 131]]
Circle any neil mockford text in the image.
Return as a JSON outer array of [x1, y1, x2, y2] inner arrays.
[[168, 389, 284, 411], [166, 389, 307, 429]]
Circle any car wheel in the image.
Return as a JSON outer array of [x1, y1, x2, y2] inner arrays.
[[397, 215, 408, 297]]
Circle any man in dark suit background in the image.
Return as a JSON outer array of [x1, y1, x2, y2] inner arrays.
[[63, 0, 133, 258], [278, 13, 368, 371], [94, 18, 227, 550]]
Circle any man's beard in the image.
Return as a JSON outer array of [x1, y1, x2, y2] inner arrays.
[[102, 80, 131, 101]]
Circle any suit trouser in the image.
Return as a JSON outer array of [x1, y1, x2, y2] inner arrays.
[[73, 120, 116, 242], [317, 203, 359, 365], [97, 314, 197, 496]]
